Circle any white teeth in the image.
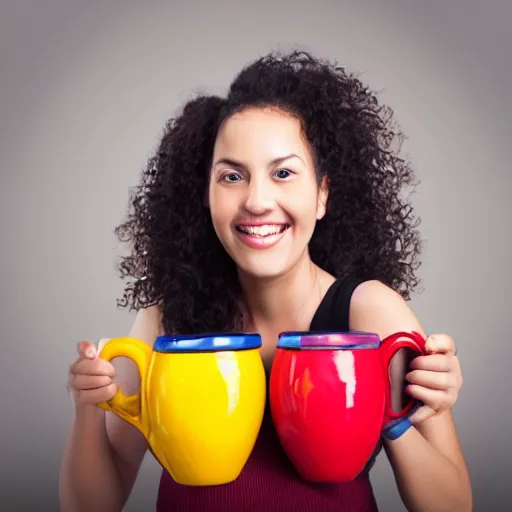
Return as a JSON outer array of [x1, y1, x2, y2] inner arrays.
[[238, 224, 287, 237]]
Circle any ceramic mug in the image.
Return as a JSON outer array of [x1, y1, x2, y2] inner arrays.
[[97, 333, 266, 486], [269, 330, 426, 483]]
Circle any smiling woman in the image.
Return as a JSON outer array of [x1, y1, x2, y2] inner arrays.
[[60, 50, 471, 512], [209, 108, 328, 276], [112, 52, 424, 337]]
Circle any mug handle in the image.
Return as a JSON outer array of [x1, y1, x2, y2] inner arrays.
[[97, 337, 152, 437], [379, 331, 426, 425]]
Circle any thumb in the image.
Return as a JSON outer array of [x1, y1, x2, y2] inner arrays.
[[409, 403, 436, 425], [77, 341, 98, 360]]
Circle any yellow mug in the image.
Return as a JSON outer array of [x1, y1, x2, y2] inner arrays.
[[97, 333, 266, 486]]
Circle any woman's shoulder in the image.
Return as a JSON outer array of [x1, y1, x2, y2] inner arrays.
[[128, 303, 165, 347], [350, 279, 403, 308], [348, 280, 424, 338]]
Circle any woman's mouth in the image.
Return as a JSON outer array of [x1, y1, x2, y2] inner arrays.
[[236, 224, 289, 237], [234, 223, 290, 249]]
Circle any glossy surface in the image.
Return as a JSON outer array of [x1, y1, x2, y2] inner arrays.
[[269, 331, 425, 483], [154, 333, 262, 352], [98, 336, 266, 486], [277, 330, 381, 349]]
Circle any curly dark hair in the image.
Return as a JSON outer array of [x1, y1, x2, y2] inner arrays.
[[114, 50, 422, 335]]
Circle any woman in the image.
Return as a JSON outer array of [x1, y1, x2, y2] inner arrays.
[[60, 51, 472, 511]]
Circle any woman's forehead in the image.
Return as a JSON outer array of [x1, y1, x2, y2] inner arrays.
[[213, 107, 312, 164]]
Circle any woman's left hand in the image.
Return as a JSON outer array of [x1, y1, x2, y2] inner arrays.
[[406, 334, 463, 425]]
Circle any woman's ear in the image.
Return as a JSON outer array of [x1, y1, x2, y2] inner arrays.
[[316, 175, 330, 220]]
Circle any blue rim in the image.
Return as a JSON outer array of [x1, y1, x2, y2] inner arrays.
[[153, 333, 262, 353], [277, 330, 381, 350]]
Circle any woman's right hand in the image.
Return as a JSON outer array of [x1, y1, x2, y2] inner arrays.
[[67, 340, 118, 408]]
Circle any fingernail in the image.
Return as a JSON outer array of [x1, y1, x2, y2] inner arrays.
[[86, 347, 96, 358]]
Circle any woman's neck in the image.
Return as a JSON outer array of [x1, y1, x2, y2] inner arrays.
[[238, 253, 335, 334]]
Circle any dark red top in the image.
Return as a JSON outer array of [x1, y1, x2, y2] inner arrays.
[[156, 279, 381, 511]]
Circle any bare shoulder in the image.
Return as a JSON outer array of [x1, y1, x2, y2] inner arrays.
[[349, 280, 426, 339], [127, 303, 165, 345]]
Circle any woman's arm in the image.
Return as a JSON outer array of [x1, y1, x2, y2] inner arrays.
[[349, 280, 472, 512], [60, 305, 162, 512]]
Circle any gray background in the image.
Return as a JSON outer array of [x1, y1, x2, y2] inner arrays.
[[1, 1, 511, 510]]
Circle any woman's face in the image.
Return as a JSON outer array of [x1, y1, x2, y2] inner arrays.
[[208, 107, 328, 280]]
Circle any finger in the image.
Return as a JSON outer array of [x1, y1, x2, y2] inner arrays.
[[71, 374, 113, 391], [409, 354, 457, 372], [406, 369, 459, 390], [409, 403, 437, 424], [68, 353, 84, 373], [77, 341, 98, 359], [75, 383, 118, 404], [405, 384, 451, 412], [425, 334, 456, 355], [71, 357, 116, 378]]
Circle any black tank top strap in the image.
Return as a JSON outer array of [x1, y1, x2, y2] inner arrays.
[[310, 277, 365, 332]]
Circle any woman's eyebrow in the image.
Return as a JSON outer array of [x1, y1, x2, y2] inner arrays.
[[212, 153, 303, 169]]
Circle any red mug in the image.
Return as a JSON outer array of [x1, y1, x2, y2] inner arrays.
[[269, 330, 426, 483]]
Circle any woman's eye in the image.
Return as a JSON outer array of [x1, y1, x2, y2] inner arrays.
[[274, 169, 292, 180], [223, 173, 242, 182]]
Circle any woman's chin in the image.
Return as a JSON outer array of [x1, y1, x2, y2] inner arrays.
[[233, 250, 304, 283], [235, 257, 291, 282]]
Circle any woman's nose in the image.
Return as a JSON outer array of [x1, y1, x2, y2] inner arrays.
[[243, 176, 276, 215]]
